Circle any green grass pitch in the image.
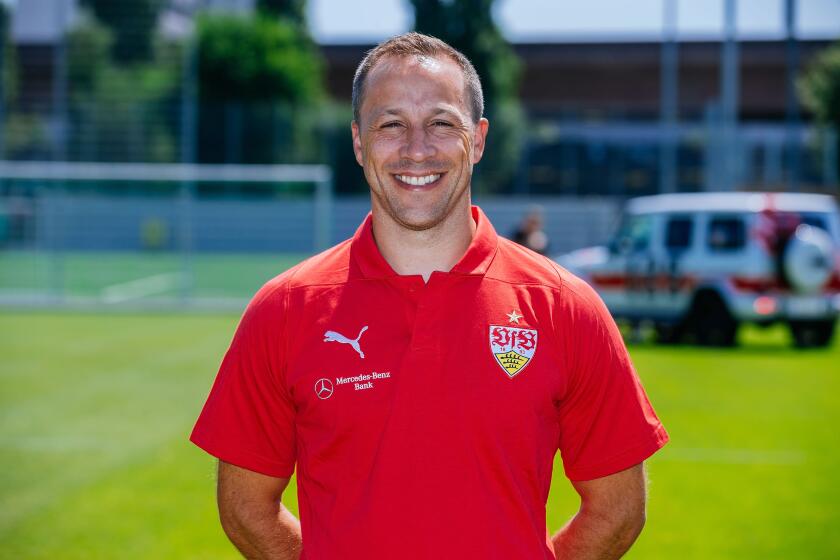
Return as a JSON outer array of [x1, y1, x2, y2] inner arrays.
[[1, 312, 839, 559], [0, 251, 309, 300]]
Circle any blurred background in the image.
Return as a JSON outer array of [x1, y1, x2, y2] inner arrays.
[[1, 1, 839, 558], [0, 0, 838, 305]]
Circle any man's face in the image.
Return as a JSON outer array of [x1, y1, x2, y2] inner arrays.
[[352, 55, 489, 231]]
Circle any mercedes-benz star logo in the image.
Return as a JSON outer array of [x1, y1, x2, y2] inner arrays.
[[314, 378, 334, 400]]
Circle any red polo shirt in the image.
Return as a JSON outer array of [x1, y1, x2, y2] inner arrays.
[[191, 206, 668, 559]]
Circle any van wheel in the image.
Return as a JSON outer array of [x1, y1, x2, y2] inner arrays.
[[789, 320, 836, 348], [687, 293, 739, 347], [654, 323, 684, 345]]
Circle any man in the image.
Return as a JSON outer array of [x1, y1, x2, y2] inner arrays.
[[191, 32, 668, 559], [511, 205, 550, 254]]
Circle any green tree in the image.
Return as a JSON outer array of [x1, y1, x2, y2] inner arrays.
[[64, 10, 180, 162], [81, 0, 163, 64], [410, 0, 524, 193], [257, 0, 307, 24], [0, 2, 27, 159], [197, 14, 322, 103], [799, 41, 840, 171], [0, 2, 18, 104], [411, 0, 519, 110], [66, 15, 112, 94], [195, 11, 325, 164]]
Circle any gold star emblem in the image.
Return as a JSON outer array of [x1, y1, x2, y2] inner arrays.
[[506, 310, 523, 324]]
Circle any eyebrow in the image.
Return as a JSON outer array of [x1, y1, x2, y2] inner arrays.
[[378, 109, 404, 119], [431, 108, 461, 120], [375, 107, 463, 120]]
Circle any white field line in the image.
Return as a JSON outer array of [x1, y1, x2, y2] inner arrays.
[[100, 272, 182, 304], [659, 447, 806, 465]]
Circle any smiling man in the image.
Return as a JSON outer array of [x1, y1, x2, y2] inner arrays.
[[191, 33, 668, 560]]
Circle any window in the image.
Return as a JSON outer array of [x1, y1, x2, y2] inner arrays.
[[799, 213, 828, 231], [612, 214, 653, 253], [707, 216, 745, 251], [665, 216, 693, 250]]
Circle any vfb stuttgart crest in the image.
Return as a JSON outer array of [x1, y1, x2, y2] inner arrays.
[[489, 325, 538, 378]]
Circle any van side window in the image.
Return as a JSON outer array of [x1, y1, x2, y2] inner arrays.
[[665, 216, 693, 250], [800, 213, 828, 231], [708, 216, 745, 251]]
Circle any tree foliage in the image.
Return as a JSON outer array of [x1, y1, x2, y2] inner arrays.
[[195, 9, 326, 164], [196, 13, 322, 104], [0, 2, 18, 103], [81, 0, 163, 64], [410, 0, 519, 110], [799, 41, 840, 127], [63, 10, 180, 162], [257, 0, 307, 24], [799, 41, 840, 173], [409, 0, 524, 193], [66, 15, 112, 94]]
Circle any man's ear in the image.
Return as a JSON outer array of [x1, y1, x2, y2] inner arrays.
[[471, 118, 490, 164], [351, 121, 364, 167]]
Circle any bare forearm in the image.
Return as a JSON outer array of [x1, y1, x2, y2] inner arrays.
[[222, 502, 302, 560], [551, 506, 644, 560]]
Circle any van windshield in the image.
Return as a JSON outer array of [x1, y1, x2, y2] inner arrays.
[[611, 214, 653, 253]]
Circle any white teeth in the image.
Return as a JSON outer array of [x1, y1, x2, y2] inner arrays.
[[395, 174, 441, 186]]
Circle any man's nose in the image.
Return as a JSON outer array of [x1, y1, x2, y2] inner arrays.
[[401, 126, 436, 162]]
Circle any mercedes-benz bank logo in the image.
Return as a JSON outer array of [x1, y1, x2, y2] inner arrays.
[[314, 378, 334, 400]]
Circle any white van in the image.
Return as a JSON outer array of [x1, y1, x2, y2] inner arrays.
[[556, 192, 840, 347]]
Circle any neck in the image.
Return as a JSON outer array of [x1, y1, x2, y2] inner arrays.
[[371, 200, 476, 282]]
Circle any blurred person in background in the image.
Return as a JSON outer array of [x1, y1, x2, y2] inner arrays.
[[191, 32, 668, 560], [511, 205, 550, 254]]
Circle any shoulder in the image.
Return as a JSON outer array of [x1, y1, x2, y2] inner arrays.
[[245, 238, 354, 317], [260, 238, 354, 294], [486, 237, 565, 288], [488, 238, 611, 327], [286, 238, 354, 290], [488, 237, 588, 292]]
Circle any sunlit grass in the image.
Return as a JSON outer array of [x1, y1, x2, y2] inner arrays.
[[1, 313, 837, 559]]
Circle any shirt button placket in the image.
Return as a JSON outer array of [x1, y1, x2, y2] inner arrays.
[[410, 281, 439, 354]]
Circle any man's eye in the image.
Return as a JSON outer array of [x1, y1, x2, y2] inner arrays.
[[381, 122, 403, 129], [432, 121, 453, 127]]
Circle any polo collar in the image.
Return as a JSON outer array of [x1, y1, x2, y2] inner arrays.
[[350, 205, 498, 280]]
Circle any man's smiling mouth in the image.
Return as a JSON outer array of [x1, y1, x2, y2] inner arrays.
[[394, 173, 442, 186]]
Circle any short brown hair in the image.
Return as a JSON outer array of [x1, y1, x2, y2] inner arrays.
[[352, 32, 484, 124]]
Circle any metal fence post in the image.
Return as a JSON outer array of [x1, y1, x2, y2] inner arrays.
[[720, 0, 740, 191], [784, 0, 801, 191], [43, 182, 65, 304], [314, 167, 333, 252], [660, 0, 679, 194], [179, 29, 198, 304]]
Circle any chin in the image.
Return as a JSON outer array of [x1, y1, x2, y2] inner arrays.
[[390, 208, 447, 231], [370, 175, 470, 232]]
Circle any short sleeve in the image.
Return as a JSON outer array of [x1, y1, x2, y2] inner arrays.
[[557, 276, 669, 481], [190, 279, 297, 478]]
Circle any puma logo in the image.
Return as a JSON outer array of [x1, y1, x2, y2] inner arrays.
[[323, 326, 369, 358]]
